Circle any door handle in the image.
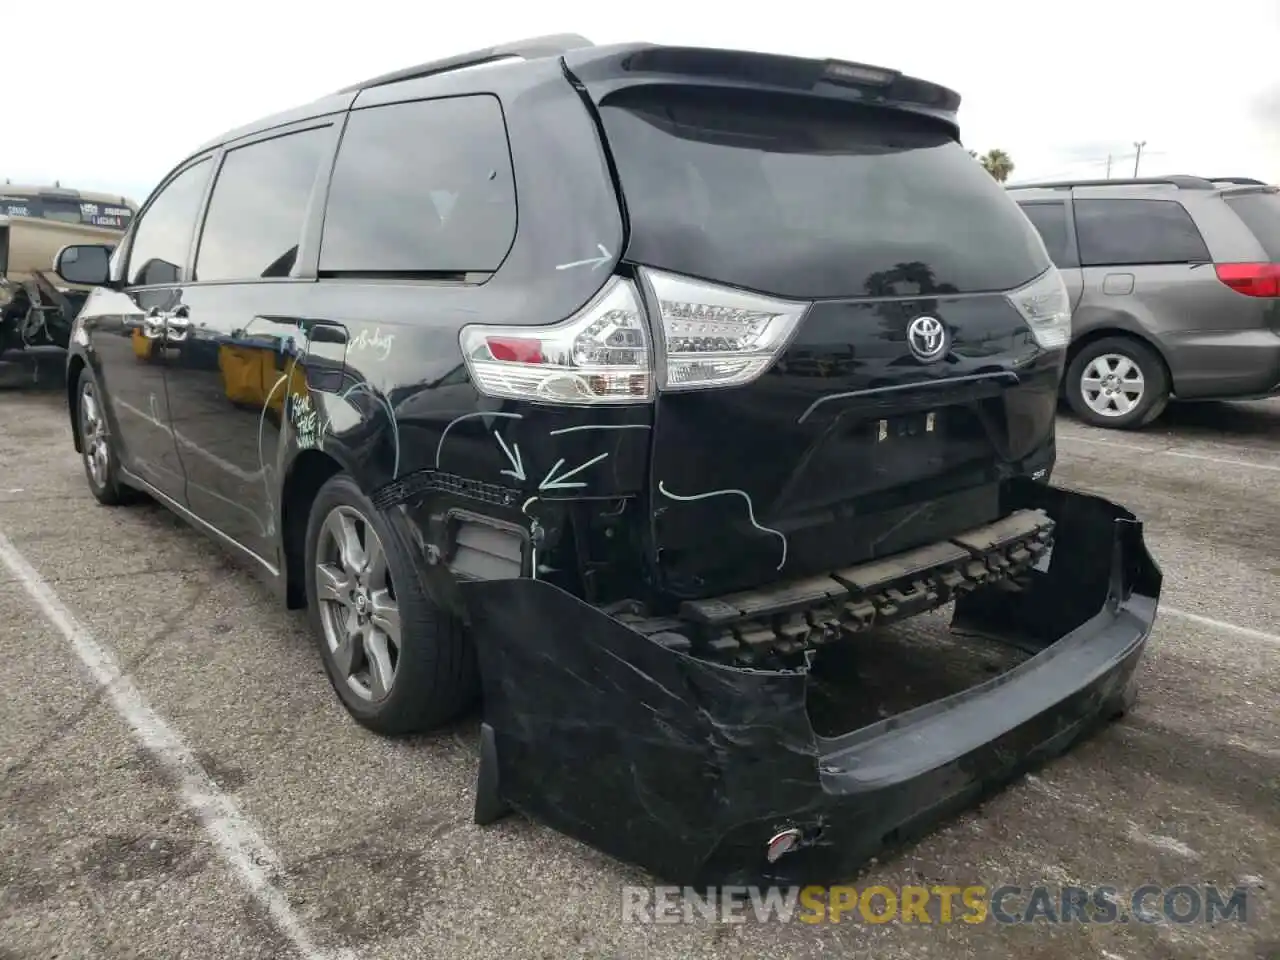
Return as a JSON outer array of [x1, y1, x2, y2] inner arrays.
[[141, 307, 165, 339], [164, 315, 191, 342]]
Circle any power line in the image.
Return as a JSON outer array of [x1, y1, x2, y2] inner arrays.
[[1008, 149, 1168, 185], [1009, 155, 1133, 183]]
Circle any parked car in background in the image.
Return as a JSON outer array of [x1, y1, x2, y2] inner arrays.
[[1007, 176, 1280, 429], [0, 183, 137, 356]]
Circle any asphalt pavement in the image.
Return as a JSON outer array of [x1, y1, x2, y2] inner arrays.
[[1, 351, 1276, 960]]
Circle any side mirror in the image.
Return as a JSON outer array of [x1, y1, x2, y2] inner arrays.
[[54, 244, 113, 287]]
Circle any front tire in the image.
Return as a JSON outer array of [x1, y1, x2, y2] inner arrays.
[[1065, 336, 1170, 430], [304, 473, 477, 735], [75, 366, 138, 505]]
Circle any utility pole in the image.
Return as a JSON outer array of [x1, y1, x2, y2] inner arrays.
[[1105, 154, 1113, 179], [1133, 141, 1147, 177]]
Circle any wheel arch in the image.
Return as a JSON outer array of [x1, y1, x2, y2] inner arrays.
[[280, 448, 346, 609], [66, 353, 87, 453]]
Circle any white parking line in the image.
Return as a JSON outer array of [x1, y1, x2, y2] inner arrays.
[[0, 531, 352, 960], [1058, 433, 1160, 453], [1162, 606, 1280, 647], [1125, 824, 1201, 860], [1163, 450, 1280, 473], [1058, 433, 1280, 472]]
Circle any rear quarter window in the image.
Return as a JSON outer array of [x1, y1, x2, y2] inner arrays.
[[1224, 192, 1280, 259], [1074, 198, 1210, 267], [319, 93, 517, 275]]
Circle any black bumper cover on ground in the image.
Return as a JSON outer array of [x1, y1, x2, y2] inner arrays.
[[460, 481, 1162, 886]]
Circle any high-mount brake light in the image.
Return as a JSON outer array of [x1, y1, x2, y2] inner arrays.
[[1215, 262, 1280, 298], [459, 276, 652, 405], [822, 60, 899, 87], [1006, 267, 1072, 351], [642, 268, 811, 392]]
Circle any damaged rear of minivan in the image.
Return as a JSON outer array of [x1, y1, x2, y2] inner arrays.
[[460, 44, 1161, 885]]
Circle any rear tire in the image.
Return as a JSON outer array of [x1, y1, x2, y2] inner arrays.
[[75, 366, 139, 506], [304, 472, 477, 735], [1065, 336, 1169, 430]]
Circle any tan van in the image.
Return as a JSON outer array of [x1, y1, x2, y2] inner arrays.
[[1, 183, 137, 353]]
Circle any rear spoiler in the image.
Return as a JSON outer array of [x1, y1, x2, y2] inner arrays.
[[1216, 183, 1279, 198], [561, 44, 962, 135]]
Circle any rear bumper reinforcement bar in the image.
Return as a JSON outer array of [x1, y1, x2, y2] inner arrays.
[[638, 507, 1056, 665]]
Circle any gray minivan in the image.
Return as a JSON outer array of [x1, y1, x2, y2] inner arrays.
[[1008, 176, 1280, 429]]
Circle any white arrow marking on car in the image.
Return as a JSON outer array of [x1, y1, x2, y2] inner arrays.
[[554, 243, 611, 271], [539, 452, 609, 491], [658, 481, 789, 571], [548, 423, 651, 436], [495, 432, 526, 481], [435, 411, 523, 468]]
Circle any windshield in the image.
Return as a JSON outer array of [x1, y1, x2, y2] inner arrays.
[[599, 86, 1051, 299]]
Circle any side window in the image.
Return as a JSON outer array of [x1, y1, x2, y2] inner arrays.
[[195, 126, 329, 282], [319, 94, 517, 275], [1017, 202, 1072, 266], [40, 197, 85, 224], [126, 158, 213, 286], [0, 196, 33, 218], [1075, 198, 1210, 267]]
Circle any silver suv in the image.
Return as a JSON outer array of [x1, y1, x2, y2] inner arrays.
[[1007, 176, 1280, 429]]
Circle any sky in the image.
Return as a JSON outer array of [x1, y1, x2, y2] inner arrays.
[[5, 0, 1278, 204]]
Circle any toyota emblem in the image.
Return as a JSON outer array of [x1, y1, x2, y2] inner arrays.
[[906, 315, 948, 363]]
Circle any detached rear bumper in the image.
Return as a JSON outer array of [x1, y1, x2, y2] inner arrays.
[[461, 481, 1162, 886]]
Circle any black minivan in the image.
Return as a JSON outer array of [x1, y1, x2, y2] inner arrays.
[[55, 35, 1160, 885]]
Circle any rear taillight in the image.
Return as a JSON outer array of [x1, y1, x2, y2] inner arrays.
[[1006, 267, 1072, 350], [459, 276, 652, 405], [459, 270, 811, 404], [642, 268, 809, 392], [1215, 263, 1280, 298]]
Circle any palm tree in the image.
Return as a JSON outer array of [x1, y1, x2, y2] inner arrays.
[[969, 148, 1015, 183]]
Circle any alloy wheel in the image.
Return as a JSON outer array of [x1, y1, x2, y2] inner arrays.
[[315, 505, 401, 702], [1081, 353, 1145, 418], [80, 381, 110, 488]]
